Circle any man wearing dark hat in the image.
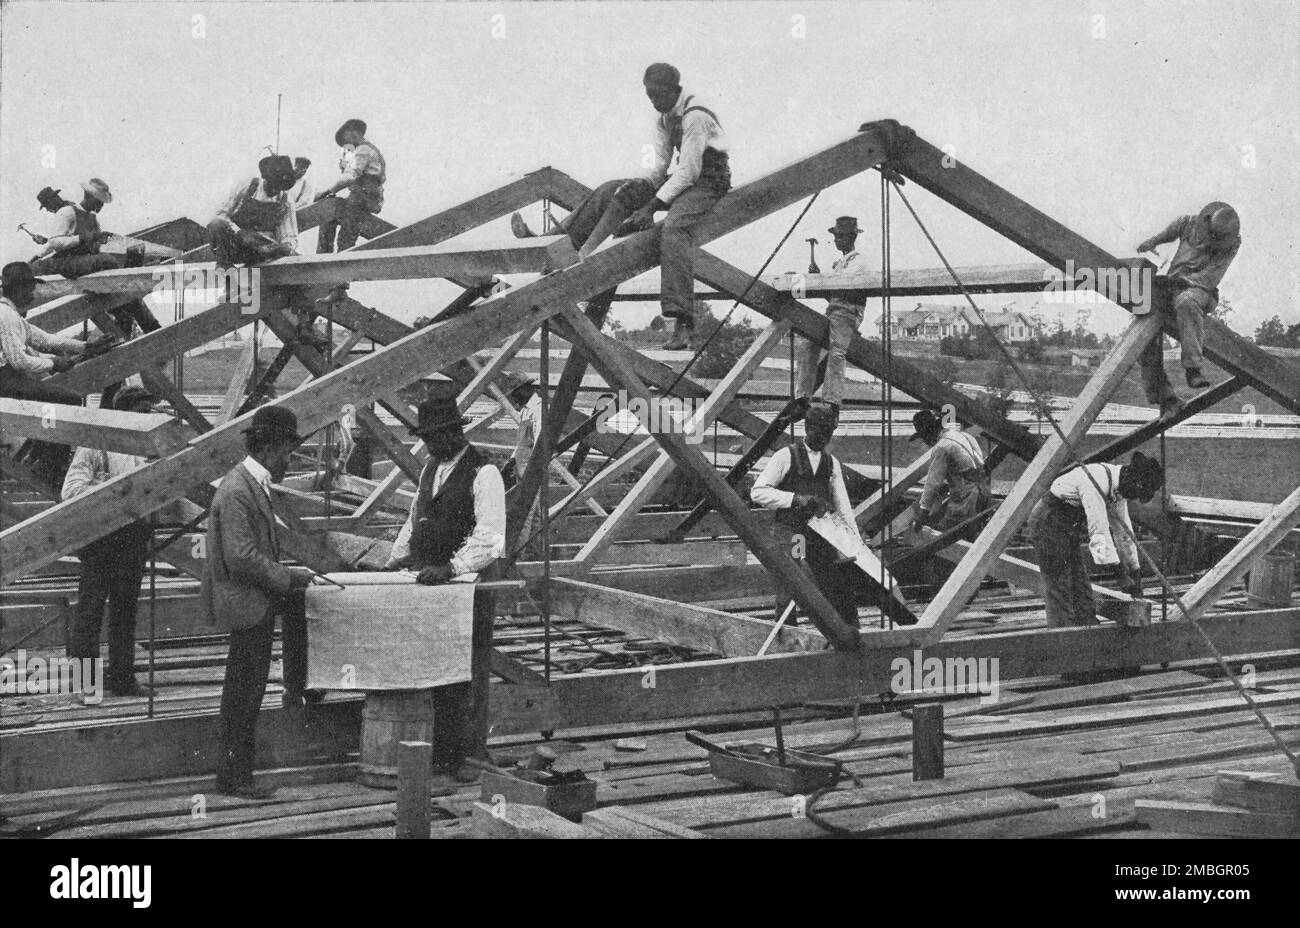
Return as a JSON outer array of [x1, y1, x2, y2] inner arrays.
[[510, 63, 729, 351], [62, 386, 161, 698], [384, 382, 506, 779], [205, 405, 315, 799], [29, 178, 147, 277], [794, 217, 868, 416], [207, 155, 301, 267], [315, 119, 386, 253], [751, 401, 863, 628], [1028, 452, 1163, 628], [36, 186, 71, 217], [1135, 201, 1242, 416], [909, 408, 991, 540]]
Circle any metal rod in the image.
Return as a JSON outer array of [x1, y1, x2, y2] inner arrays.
[[148, 512, 157, 719], [540, 318, 552, 683]]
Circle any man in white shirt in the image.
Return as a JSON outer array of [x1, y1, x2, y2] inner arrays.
[[29, 178, 147, 277], [62, 387, 158, 698], [751, 402, 862, 628], [384, 383, 506, 779], [910, 408, 992, 540], [794, 217, 868, 416], [1028, 452, 1163, 627], [510, 63, 730, 350], [315, 119, 386, 253], [207, 155, 300, 267]]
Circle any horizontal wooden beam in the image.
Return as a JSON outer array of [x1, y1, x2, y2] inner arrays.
[[548, 577, 826, 657], [766, 262, 1056, 296], [0, 399, 193, 458]]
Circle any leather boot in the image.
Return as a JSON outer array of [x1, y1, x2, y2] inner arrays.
[[1185, 367, 1210, 389]]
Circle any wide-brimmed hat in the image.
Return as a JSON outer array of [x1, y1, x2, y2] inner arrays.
[[243, 405, 304, 444], [335, 118, 367, 147], [81, 178, 113, 204], [1198, 201, 1240, 243], [910, 408, 942, 443], [258, 155, 296, 188], [410, 382, 469, 436], [829, 216, 862, 236], [36, 186, 63, 207], [113, 385, 157, 411]]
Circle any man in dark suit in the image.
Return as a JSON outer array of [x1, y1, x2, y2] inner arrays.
[[204, 406, 314, 800]]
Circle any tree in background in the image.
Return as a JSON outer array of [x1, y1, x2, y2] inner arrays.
[[693, 302, 760, 378], [1254, 315, 1300, 348], [981, 356, 1016, 419]]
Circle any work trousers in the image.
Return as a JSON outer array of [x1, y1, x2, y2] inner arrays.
[[67, 525, 151, 690], [317, 192, 382, 254], [771, 524, 860, 629], [556, 178, 654, 313], [30, 252, 121, 278], [430, 588, 495, 770], [1139, 284, 1217, 403], [660, 175, 730, 322], [206, 219, 279, 267], [1028, 496, 1098, 628], [795, 302, 865, 406], [215, 594, 309, 789]]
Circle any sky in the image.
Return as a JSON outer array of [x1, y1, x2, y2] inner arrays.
[[1, 0, 1297, 338]]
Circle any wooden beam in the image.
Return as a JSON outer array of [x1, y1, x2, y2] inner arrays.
[[855, 446, 934, 527], [1084, 377, 1244, 464], [548, 577, 826, 657], [214, 337, 260, 426], [0, 399, 193, 458], [573, 319, 792, 566], [1179, 485, 1300, 620], [907, 312, 1164, 644], [559, 303, 861, 651], [766, 262, 1058, 297]]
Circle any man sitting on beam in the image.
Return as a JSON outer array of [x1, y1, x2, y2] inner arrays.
[[207, 155, 300, 267], [511, 62, 731, 351]]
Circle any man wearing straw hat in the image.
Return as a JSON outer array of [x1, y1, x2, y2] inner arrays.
[[205, 406, 316, 800], [29, 177, 148, 277], [384, 382, 506, 780]]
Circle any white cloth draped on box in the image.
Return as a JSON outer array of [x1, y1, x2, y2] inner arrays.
[[305, 572, 476, 690]]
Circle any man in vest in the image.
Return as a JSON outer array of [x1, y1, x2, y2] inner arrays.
[[1135, 201, 1241, 417], [510, 63, 730, 350], [207, 155, 300, 267], [794, 217, 868, 419], [384, 383, 506, 779], [316, 118, 386, 253], [1028, 452, 1163, 628], [205, 406, 315, 799], [909, 408, 992, 541], [29, 178, 147, 277], [62, 386, 159, 699], [751, 401, 862, 628]]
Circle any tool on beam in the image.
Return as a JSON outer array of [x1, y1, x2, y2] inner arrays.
[[805, 237, 821, 274]]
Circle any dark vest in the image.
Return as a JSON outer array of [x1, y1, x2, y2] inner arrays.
[[230, 179, 287, 234], [63, 204, 102, 255], [409, 444, 486, 568], [663, 96, 730, 182], [774, 442, 834, 529]]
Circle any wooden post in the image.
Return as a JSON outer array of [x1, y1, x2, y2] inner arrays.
[[395, 740, 433, 839], [912, 703, 944, 781]]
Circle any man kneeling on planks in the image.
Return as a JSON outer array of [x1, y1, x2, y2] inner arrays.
[[1027, 451, 1164, 629], [204, 406, 316, 800], [384, 382, 507, 782]]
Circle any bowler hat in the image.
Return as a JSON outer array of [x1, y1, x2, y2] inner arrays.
[[2, 261, 36, 291], [243, 405, 304, 444], [335, 118, 367, 147], [829, 216, 862, 236], [37, 186, 63, 207], [411, 382, 469, 435], [81, 178, 113, 204], [258, 155, 296, 188], [113, 385, 157, 411], [910, 408, 942, 443]]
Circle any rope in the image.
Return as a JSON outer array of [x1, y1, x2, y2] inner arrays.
[[885, 178, 1298, 774], [512, 192, 822, 556]]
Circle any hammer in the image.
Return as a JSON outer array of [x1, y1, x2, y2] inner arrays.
[[17, 223, 47, 245], [804, 237, 820, 275]]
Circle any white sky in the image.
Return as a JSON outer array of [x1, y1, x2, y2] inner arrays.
[[2, 0, 1296, 337]]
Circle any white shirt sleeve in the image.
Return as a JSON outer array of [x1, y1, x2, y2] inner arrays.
[[450, 464, 507, 576], [1075, 467, 1120, 566], [656, 110, 712, 205], [61, 447, 106, 501], [1110, 497, 1141, 572], [751, 446, 795, 510]]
